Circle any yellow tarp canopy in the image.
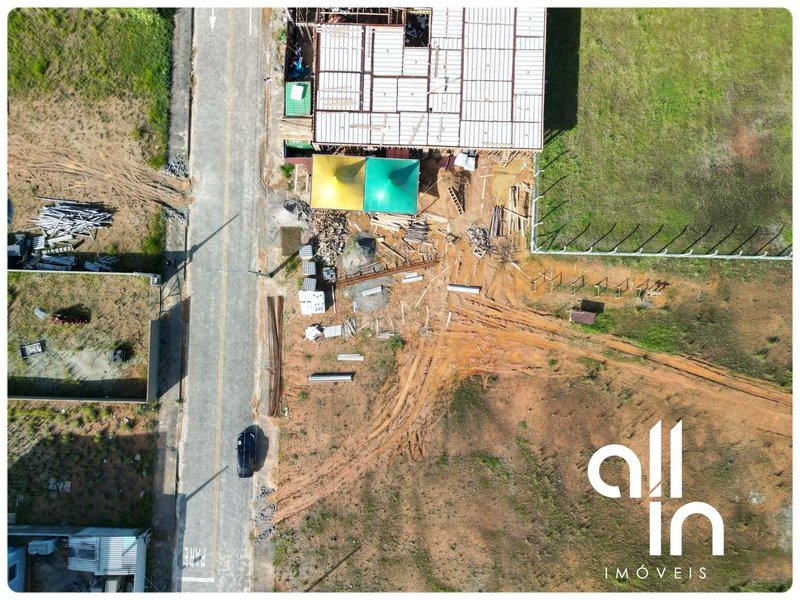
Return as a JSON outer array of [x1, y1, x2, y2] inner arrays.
[[310, 155, 366, 211]]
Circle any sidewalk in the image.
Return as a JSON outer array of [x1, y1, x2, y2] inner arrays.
[[168, 7, 194, 162], [147, 7, 193, 592]]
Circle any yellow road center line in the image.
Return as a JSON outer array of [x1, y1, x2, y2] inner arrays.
[[210, 12, 235, 577]]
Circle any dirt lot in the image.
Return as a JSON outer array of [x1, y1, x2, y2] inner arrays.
[[272, 157, 791, 592], [7, 400, 158, 527], [7, 271, 155, 399], [7, 96, 189, 271]]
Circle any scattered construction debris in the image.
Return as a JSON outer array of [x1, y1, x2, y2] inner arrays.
[[379, 241, 407, 262], [305, 325, 324, 341], [84, 255, 118, 272], [362, 285, 383, 297], [403, 220, 430, 245], [370, 212, 414, 232], [20, 340, 46, 359], [310, 210, 348, 264], [337, 353, 365, 362], [31, 200, 113, 240], [323, 325, 342, 338], [447, 284, 482, 294], [309, 373, 354, 382], [454, 150, 477, 171], [40, 255, 77, 269], [342, 318, 356, 340], [465, 224, 491, 257], [341, 233, 378, 274], [489, 205, 504, 238], [285, 200, 313, 225]]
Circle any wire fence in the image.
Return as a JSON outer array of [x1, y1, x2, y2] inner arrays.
[[529, 153, 792, 261]]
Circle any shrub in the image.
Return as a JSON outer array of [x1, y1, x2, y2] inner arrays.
[[280, 163, 295, 179]]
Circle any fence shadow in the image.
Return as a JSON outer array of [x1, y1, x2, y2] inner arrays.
[[544, 8, 581, 143]]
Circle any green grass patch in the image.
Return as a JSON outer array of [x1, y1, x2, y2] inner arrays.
[[386, 335, 405, 349], [594, 303, 791, 386], [283, 254, 301, 276], [280, 163, 295, 179], [140, 209, 165, 274], [8, 8, 174, 168], [538, 9, 791, 255], [412, 546, 455, 592], [445, 375, 491, 424]]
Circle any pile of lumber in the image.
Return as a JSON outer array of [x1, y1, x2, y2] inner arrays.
[[342, 317, 357, 340], [489, 205, 503, 238], [403, 220, 429, 245], [370, 212, 414, 232], [504, 185, 528, 237]]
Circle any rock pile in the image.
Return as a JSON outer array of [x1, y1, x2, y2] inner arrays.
[[466, 224, 491, 255]]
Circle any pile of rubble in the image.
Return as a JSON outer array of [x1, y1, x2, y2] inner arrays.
[[310, 210, 348, 264], [284, 199, 312, 224], [31, 201, 113, 240], [466, 224, 491, 256], [161, 156, 188, 178]]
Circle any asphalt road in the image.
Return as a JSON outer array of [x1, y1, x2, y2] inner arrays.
[[174, 8, 266, 592]]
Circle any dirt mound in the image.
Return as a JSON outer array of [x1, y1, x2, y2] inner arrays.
[[341, 233, 377, 274]]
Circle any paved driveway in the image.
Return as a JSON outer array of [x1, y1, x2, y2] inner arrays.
[[174, 8, 267, 592]]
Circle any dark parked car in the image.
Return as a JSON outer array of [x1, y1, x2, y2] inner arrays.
[[237, 430, 256, 478]]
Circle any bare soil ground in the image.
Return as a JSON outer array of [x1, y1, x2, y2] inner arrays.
[[272, 159, 791, 592], [7, 272, 155, 399], [7, 400, 159, 527], [8, 96, 190, 270]]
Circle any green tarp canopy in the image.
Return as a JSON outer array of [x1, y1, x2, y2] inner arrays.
[[363, 158, 420, 214]]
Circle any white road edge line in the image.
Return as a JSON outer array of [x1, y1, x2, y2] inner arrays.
[[181, 577, 216, 583]]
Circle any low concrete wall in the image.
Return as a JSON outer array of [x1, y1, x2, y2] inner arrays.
[[147, 318, 161, 402]]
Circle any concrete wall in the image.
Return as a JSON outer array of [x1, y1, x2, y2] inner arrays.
[[147, 318, 161, 403]]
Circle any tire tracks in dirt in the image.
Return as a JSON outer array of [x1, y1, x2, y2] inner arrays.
[[275, 291, 791, 524]]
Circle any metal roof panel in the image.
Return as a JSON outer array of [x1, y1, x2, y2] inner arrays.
[[372, 28, 404, 76], [400, 112, 429, 146], [371, 77, 398, 112], [402, 47, 430, 77], [397, 78, 428, 112]]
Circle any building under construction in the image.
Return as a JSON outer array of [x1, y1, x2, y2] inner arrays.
[[284, 7, 547, 153]]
